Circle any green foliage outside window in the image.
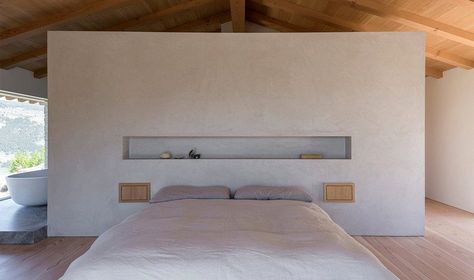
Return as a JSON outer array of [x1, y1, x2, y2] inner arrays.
[[9, 147, 45, 173]]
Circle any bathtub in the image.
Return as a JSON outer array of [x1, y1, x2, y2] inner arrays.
[[6, 169, 47, 206]]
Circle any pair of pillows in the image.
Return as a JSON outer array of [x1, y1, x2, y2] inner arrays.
[[150, 185, 313, 203]]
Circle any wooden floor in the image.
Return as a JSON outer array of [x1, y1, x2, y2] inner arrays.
[[0, 198, 472, 280], [355, 199, 474, 280], [0, 237, 95, 280]]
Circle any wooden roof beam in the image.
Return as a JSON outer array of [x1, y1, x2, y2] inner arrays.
[[0, 47, 47, 69], [5, 0, 218, 71], [167, 11, 231, 32], [33, 67, 47, 79], [10, 13, 471, 70], [426, 67, 443, 79], [425, 47, 474, 69], [247, 11, 312, 32], [0, 0, 132, 47], [251, 0, 367, 31], [108, 0, 215, 31], [247, 2, 351, 32], [253, 0, 474, 71], [334, 0, 474, 48], [230, 0, 246, 32]]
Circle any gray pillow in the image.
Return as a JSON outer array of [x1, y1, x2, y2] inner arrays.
[[234, 186, 312, 202], [150, 185, 230, 203]]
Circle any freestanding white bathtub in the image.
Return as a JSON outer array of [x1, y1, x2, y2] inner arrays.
[[6, 169, 47, 206]]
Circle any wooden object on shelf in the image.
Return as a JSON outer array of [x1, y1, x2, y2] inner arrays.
[[323, 183, 355, 202], [300, 153, 323, 159], [118, 183, 150, 203]]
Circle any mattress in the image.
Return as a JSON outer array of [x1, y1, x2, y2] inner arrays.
[[61, 199, 398, 279]]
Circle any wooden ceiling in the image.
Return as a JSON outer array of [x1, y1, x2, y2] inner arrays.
[[1, 0, 474, 79]]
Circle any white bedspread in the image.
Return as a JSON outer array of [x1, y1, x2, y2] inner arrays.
[[61, 200, 398, 280]]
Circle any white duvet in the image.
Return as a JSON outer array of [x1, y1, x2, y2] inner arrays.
[[61, 199, 398, 280]]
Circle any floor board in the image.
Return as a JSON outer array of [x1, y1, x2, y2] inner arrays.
[[0, 198, 472, 279], [0, 237, 95, 280], [355, 199, 474, 280]]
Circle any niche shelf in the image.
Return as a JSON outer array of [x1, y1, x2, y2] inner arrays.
[[123, 136, 351, 160]]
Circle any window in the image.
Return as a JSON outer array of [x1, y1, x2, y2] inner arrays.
[[0, 91, 47, 200]]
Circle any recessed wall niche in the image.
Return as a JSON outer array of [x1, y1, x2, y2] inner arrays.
[[123, 136, 351, 160]]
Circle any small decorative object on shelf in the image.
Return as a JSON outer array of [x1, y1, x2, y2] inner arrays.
[[188, 148, 201, 159], [160, 152, 172, 159], [174, 154, 185, 159], [300, 154, 323, 159]]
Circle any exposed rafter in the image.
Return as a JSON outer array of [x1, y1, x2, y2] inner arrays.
[[425, 47, 474, 69], [247, 2, 349, 32], [0, 0, 132, 47], [247, 11, 313, 32], [0, 47, 47, 69], [107, 0, 215, 31], [426, 66, 443, 79], [334, 0, 474, 48], [167, 12, 231, 32], [33, 67, 48, 79], [1, 1, 220, 73], [230, 0, 246, 32], [253, 0, 474, 76], [251, 0, 366, 31], [0, 0, 472, 80]]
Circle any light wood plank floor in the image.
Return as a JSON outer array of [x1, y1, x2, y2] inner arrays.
[[0, 237, 95, 280], [355, 199, 474, 280], [0, 198, 472, 280]]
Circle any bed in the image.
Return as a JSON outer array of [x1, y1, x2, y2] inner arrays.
[[61, 199, 397, 279]]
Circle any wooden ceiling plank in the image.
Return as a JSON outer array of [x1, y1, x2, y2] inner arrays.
[[426, 47, 474, 69], [0, 0, 132, 47], [139, 0, 154, 13], [253, 0, 474, 72], [334, 0, 474, 48], [0, 47, 47, 69], [251, 0, 367, 31], [33, 67, 47, 79], [230, 0, 246, 32], [426, 66, 443, 79], [247, 10, 312, 32], [166, 11, 231, 32], [2, 0, 216, 69], [107, 0, 216, 31]]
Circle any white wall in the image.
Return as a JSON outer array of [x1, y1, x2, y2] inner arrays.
[[48, 32, 425, 236], [0, 67, 47, 98], [426, 68, 474, 213]]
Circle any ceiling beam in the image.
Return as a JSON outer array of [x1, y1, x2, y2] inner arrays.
[[0, 47, 47, 69], [248, 2, 349, 32], [425, 67, 443, 79], [107, 0, 215, 31], [247, 10, 313, 32], [230, 0, 246, 32], [33, 67, 47, 79], [167, 11, 231, 32], [12, 7, 469, 71], [251, 0, 366, 31], [253, 0, 474, 71], [334, 0, 474, 48], [3, 0, 217, 72], [425, 47, 474, 69], [0, 0, 132, 47]]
